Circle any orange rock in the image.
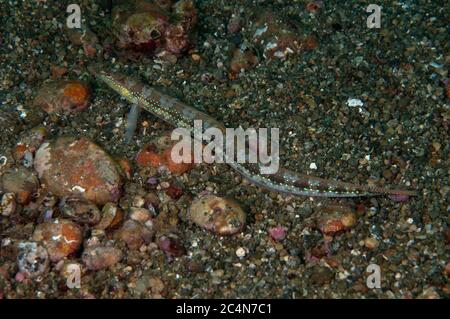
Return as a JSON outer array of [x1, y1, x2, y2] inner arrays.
[[317, 204, 357, 236], [136, 132, 193, 175], [63, 82, 90, 105], [136, 144, 164, 168], [13, 144, 27, 161], [33, 80, 90, 114], [32, 219, 83, 262], [34, 137, 123, 205], [162, 147, 193, 175]]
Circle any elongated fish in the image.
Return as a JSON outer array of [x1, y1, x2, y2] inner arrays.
[[88, 64, 417, 198]]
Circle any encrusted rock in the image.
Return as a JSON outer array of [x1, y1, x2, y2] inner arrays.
[[34, 137, 123, 205], [32, 219, 83, 262], [33, 80, 91, 114]]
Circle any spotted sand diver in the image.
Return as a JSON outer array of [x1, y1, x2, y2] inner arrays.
[[88, 65, 417, 198]]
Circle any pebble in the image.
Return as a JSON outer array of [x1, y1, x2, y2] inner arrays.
[[165, 184, 184, 199], [115, 220, 153, 250], [32, 219, 83, 262], [316, 204, 358, 236], [130, 207, 152, 223], [156, 234, 185, 258], [0, 193, 16, 217], [131, 195, 145, 208], [227, 15, 243, 34], [96, 203, 124, 230], [268, 226, 286, 242], [235, 247, 246, 258], [33, 80, 90, 114], [306, 1, 323, 14], [0, 167, 39, 204], [188, 194, 246, 236], [34, 137, 123, 205], [364, 237, 380, 250], [82, 246, 123, 271], [17, 241, 49, 278]]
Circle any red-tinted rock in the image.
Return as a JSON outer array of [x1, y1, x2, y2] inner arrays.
[[34, 137, 123, 205], [32, 219, 83, 262], [33, 80, 90, 114], [136, 132, 193, 175], [268, 226, 286, 242], [112, 0, 170, 53], [252, 11, 315, 60], [165, 184, 183, 200], [66, 26, 100, 57]]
